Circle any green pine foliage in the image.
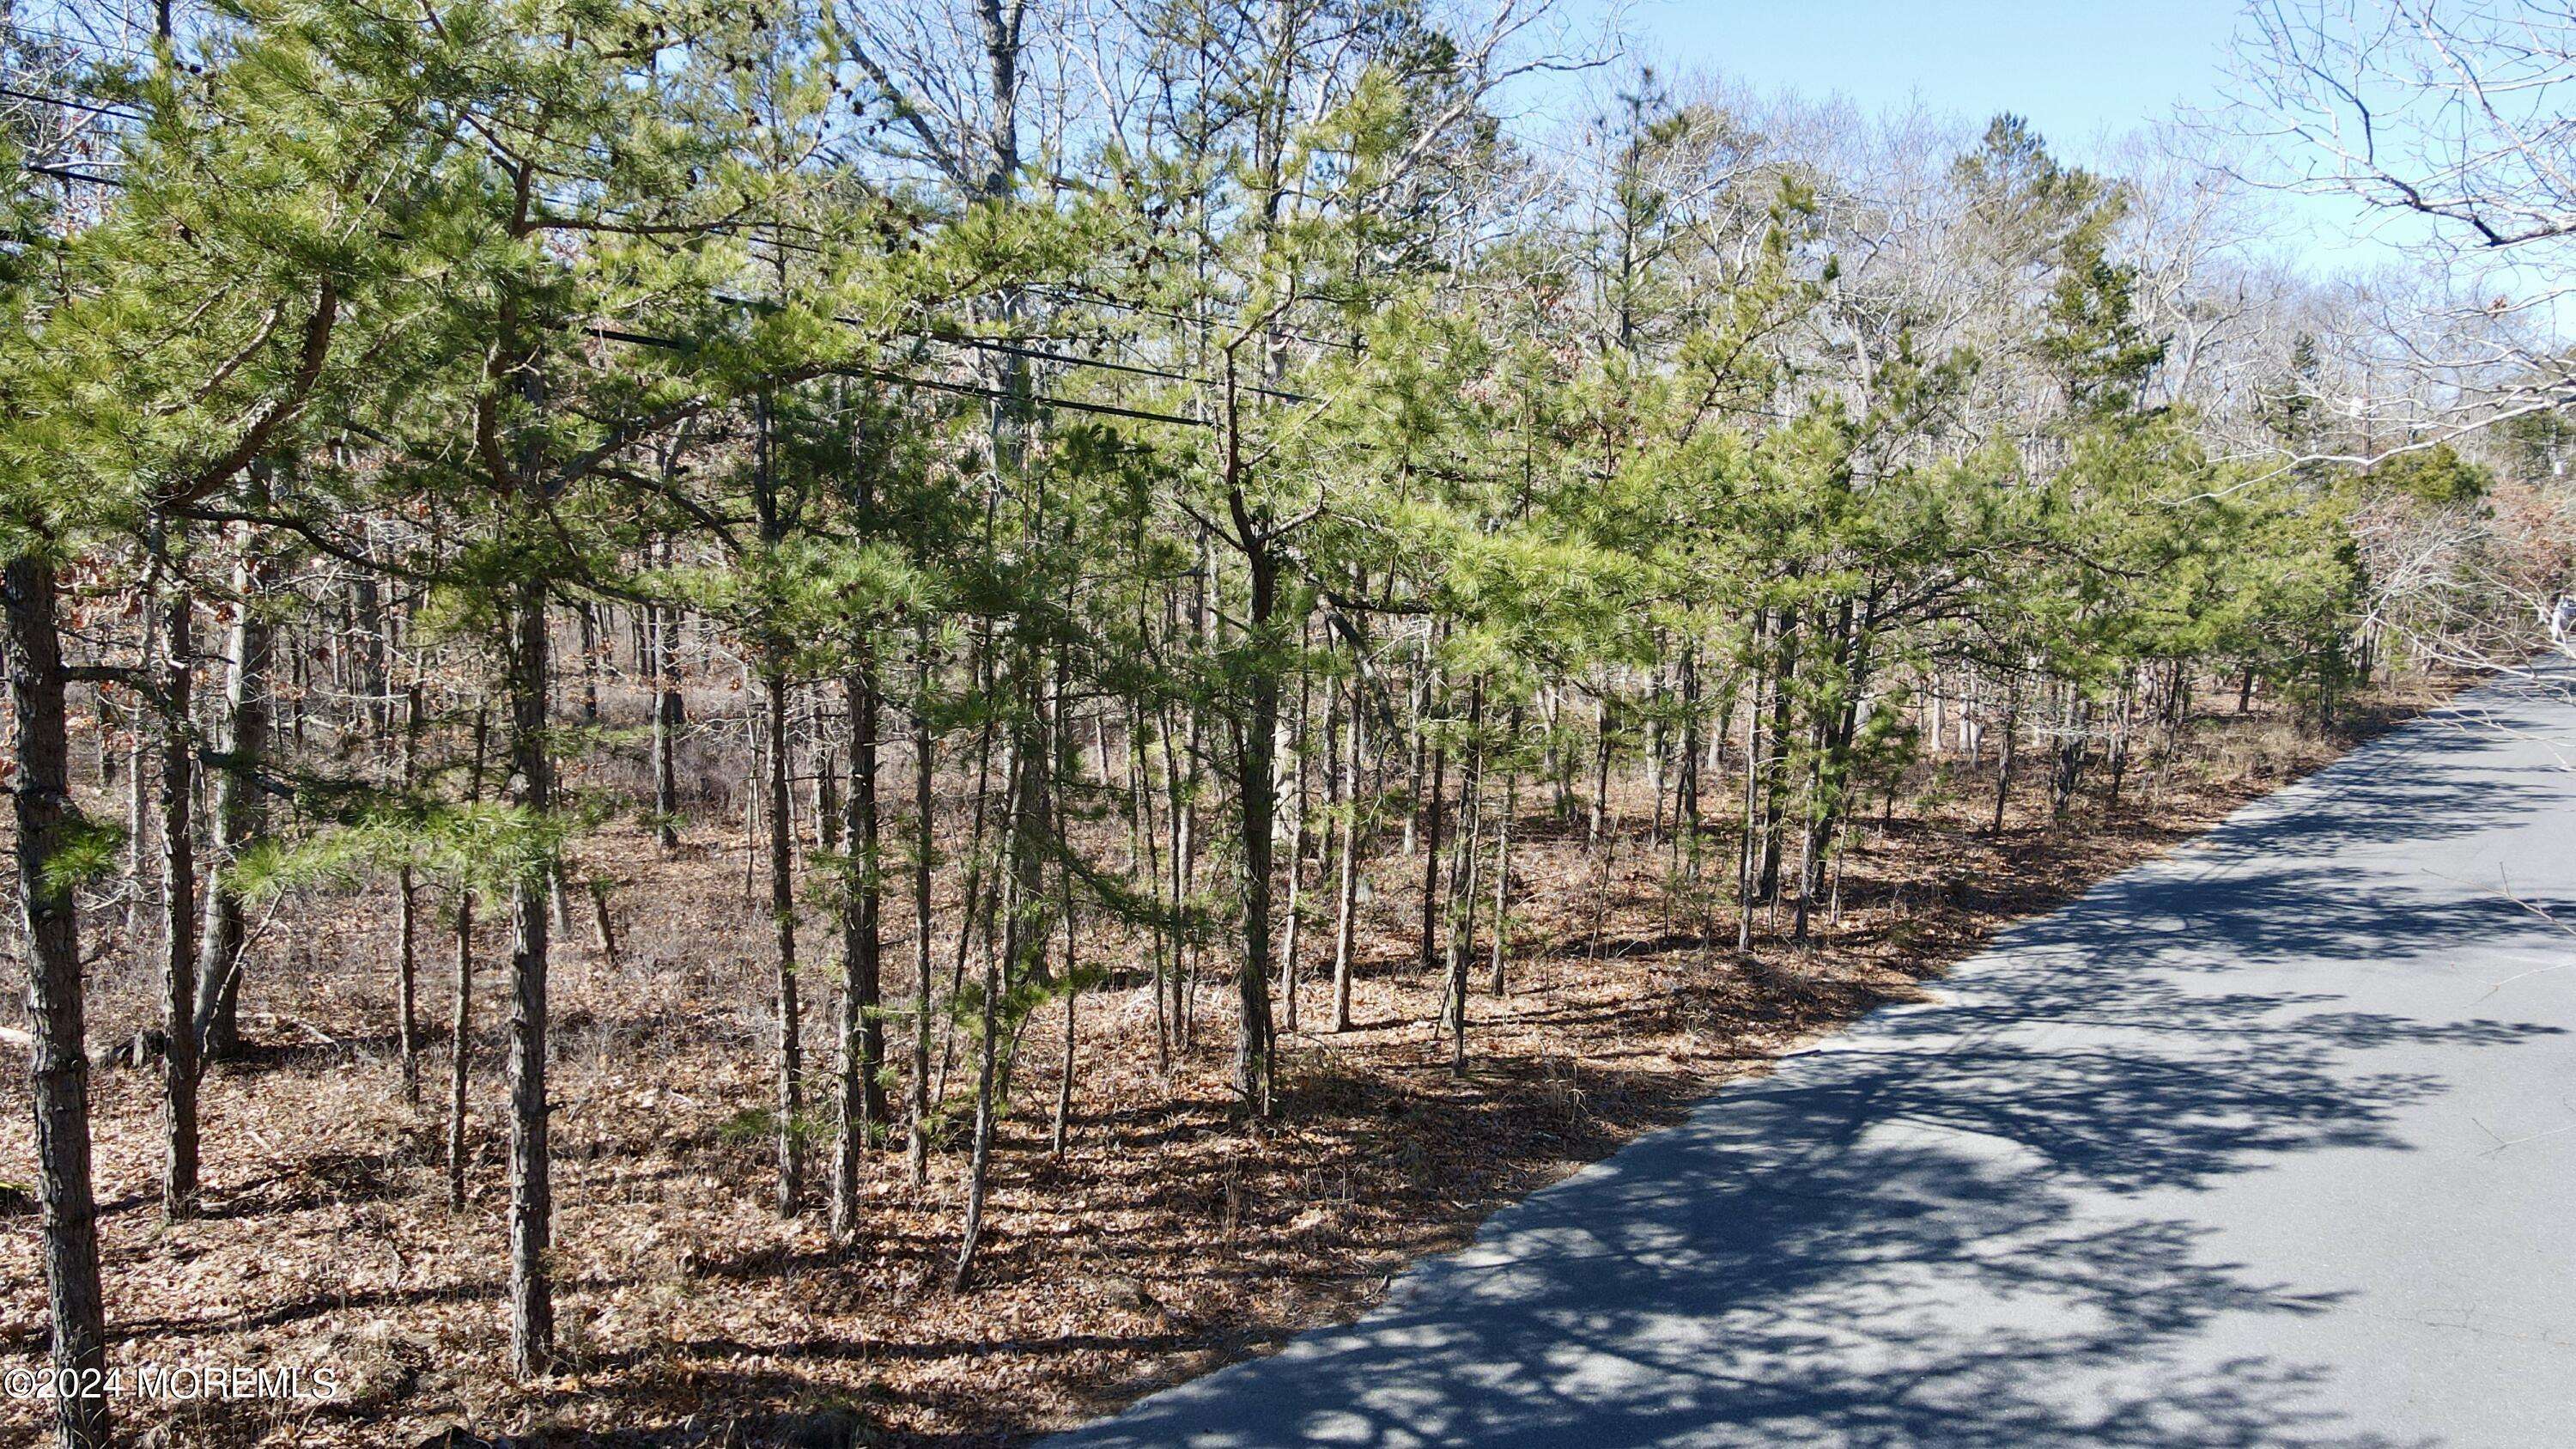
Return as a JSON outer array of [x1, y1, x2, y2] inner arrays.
[[0, 5, 2506, 1417]]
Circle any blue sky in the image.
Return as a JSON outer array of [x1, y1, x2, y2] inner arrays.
[[1522, 0, 2397, 273], [1610, 0, 2241, 150]]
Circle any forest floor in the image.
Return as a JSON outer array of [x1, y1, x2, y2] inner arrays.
[[0, 682, 2458, 1448]]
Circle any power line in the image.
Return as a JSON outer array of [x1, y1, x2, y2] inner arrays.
[[6, 94, 1315, 420], [1027, 283, 1367, 354], [3, 21, 158, 62], [5, 82, 1363, 390], [0, 82, 141, 121], [852, 364, 1206, 427], [25, 161, 119, 186], [920, 330, 1310, 404], [584, 323, 1209, 428], [712, 288, 1315, 403]]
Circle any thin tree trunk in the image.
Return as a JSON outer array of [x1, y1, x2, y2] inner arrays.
[[989, 640, 1058, 1110], [1329, 677, 1362, 1033], [649, 538, 682, 852], [398, 684, 423, 1105], [124, 592, 158, 941], [952, 899, 1003, 1289], [1589, 720, 1619, 961], [816, 740, 841, 854], [1758, 615, 1798, 902], [1444, 682, 1485, 1075], [503, 582, 555, 1379], [831, 638, 884, 1242], [1418, 728, 1447, 983], [1991, 673, 2021, 836], [8, 555, 113, 1449], [2105, 674, 2136, 814], [1225, 502, 1281, 1118], [1048, 636, 1079, 1155], [1176, 708, 1200, 1054], [1050, 858, 1078, 1158], [907, 617, 936, 1190], [1403, 685, 1425, 857], [154, 561, 200, 1221], [1589, 694, 1610, 844], [287, 642, 307, 751], [449, 709, 487, 1212], [549, 862, 574, 941], [587, 883, 619, 970], [2050, 687, 2090, 822], [766, 671, 805, 1217], [1280, 620, 1311, 1035], [196, 527, 272, 1060], [575, 600, 600, 725], [354, 569, 388, 739], [1736, 634, 1766, 955], [1792, 751, 1824, 942], [1490, 710, 1517, 996], [939, 662, 1001, 1107], [1131, 699, 1170, 1068]]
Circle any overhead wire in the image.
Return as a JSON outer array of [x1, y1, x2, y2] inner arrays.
[[0, 82, 142, 120], [3, 85, 1337, 426], [584, 322, 1209, 427]]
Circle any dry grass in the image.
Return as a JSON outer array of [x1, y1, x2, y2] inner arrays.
[[0, 682, 2456, 1446]]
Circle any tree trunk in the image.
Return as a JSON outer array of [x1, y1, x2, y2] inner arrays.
[[1166, 698, 1197, 1054], [447, 886, 475, 1209], [154, 566, 200, 1221], [2050, 689, 2090, 822], [7, 556, 113, 1449], [1328, 677, 1362, 1032], [122, 604, 152, 943], [1048, 640, 1080, 1154], [1757, 612, 1799, 902], [398, 685, 423, 1105], [1133, 699, 1171, 1068], [649, 540, 682, 851], [816, 741, 840, 855], [196, 529, 272, 1060], [575, 600, 600, 725], [766, 671, 805, 1217], [831, 641, 885, 1242], [1418, 734, 1446, 982], [1228, 523, 1281, 1117], [992, 642, 1058, 1110], [2106, 674, 2135, 813], [354, 569, 389, 740], [1444, 683, 1485, 1075], [503, 582, 555, 1379], [1736, 633, 1767, 955], [1050, 859, 1078, 1158], [908, 617, 936, 1189], [1991, 673, 2021, 836], [1793, 606, 1862, 944], [953, 904, 1002, 1289], [939, 660, 1001, 1111], [1490, 711, 1516, 996], [1589, 695, 1610, 845], [1279, 624, 1311, 1035], [449, 708, 487, 1212]]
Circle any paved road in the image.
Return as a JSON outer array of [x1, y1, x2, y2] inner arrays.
[[1054, 672, 2576, 1447]]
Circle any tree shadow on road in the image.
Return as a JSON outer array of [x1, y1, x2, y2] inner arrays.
[[1056, 744, 2573, 1447]]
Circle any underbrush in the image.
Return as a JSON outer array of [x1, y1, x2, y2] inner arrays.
[[0, 683, 2455, 1446]]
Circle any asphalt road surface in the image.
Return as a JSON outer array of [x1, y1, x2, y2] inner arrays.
[[1054, 671, 2576, 1446]]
